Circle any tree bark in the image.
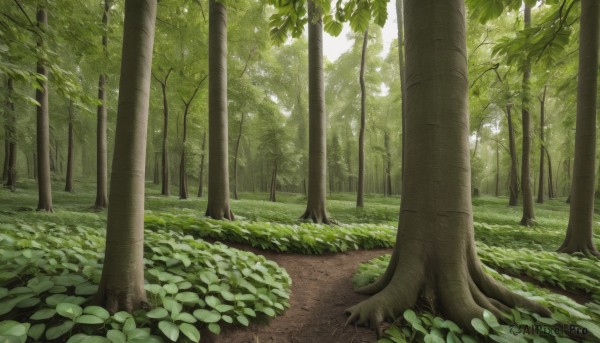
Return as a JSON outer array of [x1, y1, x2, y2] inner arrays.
[[36, 8, 53, 212], [2, 139, 8, 183], [384, 131, 392, 196], [233, 112, 245, 200], [300, 0, 330, 223], [507, 104, 519, 206], [558, 0, 599, 257], [346, 0, 549, 335], [495, 141, 500, 197], [520, 3, 535, 226], [5, 78, 16, 191], [154, 69, 172, 196], [536, 86, 547, 203], [95, 0, 156, 312], [546, 148, 554, 198], [65, 99, 74, 192], [206, 0, 233, 220], [356, 29, 368, 208], [94, 0, 110, 209], [396, 0, 406, 186], [153, 152, 160, 184], [269, 161, 277, 202], [197, 128, 206, 197]]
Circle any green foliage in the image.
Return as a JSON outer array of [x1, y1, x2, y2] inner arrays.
[[0, 220, 291, 342], [145, 210, 396, 254]]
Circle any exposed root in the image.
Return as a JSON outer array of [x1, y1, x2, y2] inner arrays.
[[557, 228, 600, 258], [205, 207, 234, 220], [94, 287, 149, 313], [519, 216, 535, 227], [299, 207, 331, 225]]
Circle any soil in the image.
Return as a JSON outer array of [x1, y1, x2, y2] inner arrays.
[[203, 245, 392, 343]]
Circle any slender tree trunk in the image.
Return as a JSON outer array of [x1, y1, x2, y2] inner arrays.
[[154, 69, 172, 196], [179, 110, 188, 200], [36, 8, 53, 212], [5, 78, 16, 191], [153, 152, 159, 184], [384, 131, 392, 196], [396, 0, 406, 185], [269, 161, 277, 202], [233, 112, 245, 200], [301, 0, 330, 223], [197, 129, 206, 197], [95, 0, 156, 311], [94, 0, 110, 209], [519, 3, 535, 226], [546, 148, 554, 198], [206, 0, 233, 220], [537, 86, 547, 203], [507, 104, 519, 206], [357, 29, 368, 208], [558, 0, 599, 256], [65, 99, 74, 192], [495, 141, 500, 197], [2, 139, 8, 182], [346, 0, 549, 334], [33, 152, 37, 180]]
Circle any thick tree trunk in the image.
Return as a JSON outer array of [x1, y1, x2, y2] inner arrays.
[[94, 0, 110, 209], [346, 0, 549, 335], [520, 3, 535, 226], [95, 0, 156, 312], [301, 0, 330, 223], [356, 29, 368, 208], [558, 0, 599, 257], [65, 99, 74, 192], [36, 8, 53, 212], [5, 78, 16, 191], [396, 0, 406, 185], [206, 0, 233, 220], [197, 129, 206, 197], [507, 104, 519, 206], [537, 86, 547, 203], [233, 112, 245, 200]]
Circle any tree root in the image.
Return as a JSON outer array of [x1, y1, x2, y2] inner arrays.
[[299, 207, 331, 225]]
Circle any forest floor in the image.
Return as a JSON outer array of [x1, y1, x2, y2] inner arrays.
[[204, 245, 392, 343]]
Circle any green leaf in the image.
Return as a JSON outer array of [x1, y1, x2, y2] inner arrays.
[[179, 323, 200, 343], [175, 292, 199, 304], [106, 330, 126, 343], [237, 315, 249, 326], [163, 284, 178, 294], [471, 318, 489, 336], [28, 323, 45, 341], [193, 309, 221, 323], [31, 308, 56, 320], [113, 311, 132, 323], [424, 334, 445, 343], [577, 320, 600, 340], [75, 315, 105, 324], [46, 321, 74, 340], [403, 309, 420, 325], [208, 323, 221, 335], [483, 310, 500, 328], [146, 307, 169, 319], [84, 306, 110, 320], [56, 302, 83, 319], [0, 321, 27, 337], [158, 321, 179, 342]]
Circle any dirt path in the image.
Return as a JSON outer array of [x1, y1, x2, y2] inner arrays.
[[204, 246, 392, 343]]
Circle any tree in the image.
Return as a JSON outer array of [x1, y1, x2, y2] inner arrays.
[[206, 0, 233, 220], [356, 29, 368, 207], [536, 85, 547, 203], [36, 7, 53, 212], [4, 78, 16, 192], [94, 0, 110, 209], [95, 0, 157, 311], [396, 0, 406, 185], [519, 2, 535, 226], [300, 0, 330, 223], [65, 99, 74, 192], [346, 0, 549, 335], [558, 0, 599, 257], [197, 128, 206, 197], [153, 68, 173, 197]]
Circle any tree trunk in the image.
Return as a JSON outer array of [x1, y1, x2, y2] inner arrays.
[[94, 0, 110, 209], [558, 0, 599, 257], [507, 104, 519, 206], [346, 0, 549, 335], [2, 139, 8, 183], [301, 0, 330, 223], [384, 131, 392, 196], [269, 161, 277, 202], [233, 112, 245, 200], [536, 86, 547, 203], [65, 99, 74, 192], [5, 78, 16, 192], [95, 0, 156, 312], [155, 69, 172, 197], [206, 0, 233, 220], [520, 3, 535, 226], [36, 8, 53, 212], [546, 148, 554, 198], [495, 141, 500, 197], [396, 0, 406, 185], [153, 152, 159, 184], [197, 128, 206, 197], [179, 112, 188, 199], [356, 29, 368, 208]]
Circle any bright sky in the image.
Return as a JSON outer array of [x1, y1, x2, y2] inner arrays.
[[323, 1, 398, 61]]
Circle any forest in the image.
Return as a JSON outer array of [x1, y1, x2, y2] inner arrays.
[[0, 0, 599, 342]]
